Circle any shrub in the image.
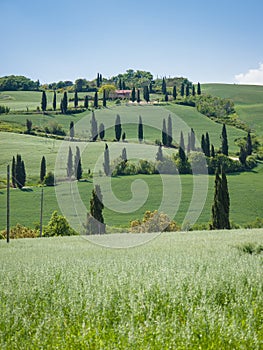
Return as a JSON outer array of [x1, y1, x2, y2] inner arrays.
[[43, 211, 78, 237], [244, 217, 263, 229], [246, 155, 257, 169], [130, 210, 179, 233], [0, 224, 38, 239], [44, 171, 55, 186], [138, 160, 156, 175], [156, 158, 178, 174]]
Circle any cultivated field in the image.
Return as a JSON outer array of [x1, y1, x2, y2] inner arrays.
[[0, 230, 262, 349]]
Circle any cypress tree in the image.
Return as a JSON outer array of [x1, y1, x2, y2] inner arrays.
[[123, 81, 126, 90], [206, 132, 211, 157], [115, 114, 122, 141], [90, 111, 98, 141], [122, 147, 127, 162], [179, 146, 186, 163], [137, 89, 141, 103], [246, 132, 252, 155], [162, 119, 167, 146], [75, 146, 82, 180], [40, 156, 46, 183], [211, 144, 215, 158], [179, 131, 185, 151], [67, 146, 73, 178], [69, 121, 74, 140], [156, 145, 163, 161], [180, 83, 185, 97], [74, 91, 78, 108], [15, 154, 26, 189], [41, 91, 47, 112], [84, 95, 89, 109], [143, 86, 150, 102], [103, 143, 110, 176], [239, 146, 247, 165], [96, 73, 100, 88], [192, 85, 196, 96], [122, 132, 126, 142], [26, 119, 32, 133], [131, 87, 136, 102], [164, 93, 168, 102], [103, 89, 107, 107], [172, 85, 177, 100], [138, 115, 143, 142], [167, 115, 173, 147], [187, 133, 191, 154], [12, 156, 16, 188], [190, 128, 195, 151], [99, 123, 105, 140], [162, 78, 167, 95], [201, 134, 206, 154], [100, 74, 102, 84], [197, 82, 201, 95], [53, 91, 57, 111], [211, 167, 230, 229], [87, 184, 105, 234], [61, 91, 68, 114], [93, 92, 98, 108], [21, 160, 26, 188], [185, 84, 190, 97], [221, 124, 228, 156], [118, 78, 122, 90]]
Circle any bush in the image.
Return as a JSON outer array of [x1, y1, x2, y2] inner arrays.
[[43, 211, 78, 237], [244, 217, 263, 229], [130, 210, 179, 233], [44, 171, 55, 186], [246, 155, 257, 169], [138, 160, 156, 175], [207, 154, 242, 174], [156, 158, 178, 174], [0, 224, 38, 239]]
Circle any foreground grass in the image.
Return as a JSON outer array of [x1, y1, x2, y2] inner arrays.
[[0, 230, 262, 349]]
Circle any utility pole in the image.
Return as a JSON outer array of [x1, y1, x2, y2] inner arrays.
[[39, 188, 44, 237], [7, 165, 10, 243]]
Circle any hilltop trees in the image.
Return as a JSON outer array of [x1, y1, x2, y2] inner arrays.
[[197, 82, 202, 95], [115, 114, 122, 141], [211, 167, 230, 229], [86, 184, 105, 234], [41, 91, 47, 112], [40, 156, 46, 183], [138, 115, 143, 142]]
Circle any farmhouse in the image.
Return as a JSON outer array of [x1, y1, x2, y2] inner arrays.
[[110, 89, 132, 99]]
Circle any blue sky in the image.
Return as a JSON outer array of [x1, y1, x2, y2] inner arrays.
[[1, 0, 263, 84]]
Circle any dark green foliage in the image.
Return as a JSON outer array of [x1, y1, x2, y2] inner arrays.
[[44, 171, 55, 186], [162, 78, 167, 95], [156, 145, 163, 161], [0, 75, 40, 91], [190, 128, 195, 151], [206, 132, 210, 157], [40, 156, 46, 183], [122, 132, 126, 142], [197, 82, 201, 95], [192, 85, 196, 96], [180, 83, 185, 97], [75, 146, 82, 181], [26, 119, 32, 133], [99, 123, 105, 140], [131, 87, 136, 102], [137, 89, 141, 103], [15, 154, 26, 189], [143, 86, 150, 102], [118, 78, 122, 90], [11, 156, 16, 188], [221, 124, 228, 156], [67, 147, 73, 178], [239, 146, 247, 165], [178, 146, 186, 163], [84, 95, 89, 109], [174, 148, 191, 174], [201, 134, 206, 155], [87, 185, 105, 234], [93, 92, 98, 108], [179, 131, 185, 151], [103, 143, 110, 176], [246, 132, 252, 156], [69, 121, 74, 140], [122, 147, 127, 162], [61, 91, 68, 114], [103, 89, 107, 107], [196, 95, 235, 120], [138, 115, 143, 142], [211, 144, 215, 158], [96, 73, 100, 88], [53, 91, 56, 111], [211, 168, 230, 229], [0, 105, 10, 114], [74, 91, 78, 108], [172, 85, 177, 100], [185, 84, 190, 97], [90, 111, 98, 141], [167, 115, 172, 147], [44, 211, 76, 236], [164, 93, 168, 102], [162, 119, 167, 146], [41, 91, 47, 112], [115, 114, 122, 141]]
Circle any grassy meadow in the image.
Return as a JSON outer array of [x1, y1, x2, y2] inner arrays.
[[0, 230, 262, 349]]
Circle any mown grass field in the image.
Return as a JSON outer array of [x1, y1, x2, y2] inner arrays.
[[203, 83, 263, 137], [0, 230, 262, 349]]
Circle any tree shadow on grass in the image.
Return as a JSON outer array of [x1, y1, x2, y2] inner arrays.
[[21, 187, 33, 192]]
